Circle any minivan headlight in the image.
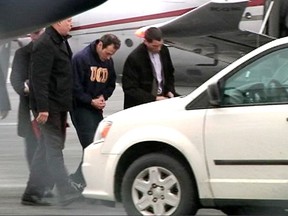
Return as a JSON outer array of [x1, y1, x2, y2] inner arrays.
[[94, 120, 113, 141]]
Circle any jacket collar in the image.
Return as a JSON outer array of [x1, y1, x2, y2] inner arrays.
[[45, 26, 72, 57], [45, 26, 71, 45]]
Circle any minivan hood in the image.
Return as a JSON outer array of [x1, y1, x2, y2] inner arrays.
[[105, 96, 186, 122]]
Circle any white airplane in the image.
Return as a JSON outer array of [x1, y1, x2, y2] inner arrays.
[[69, 0, 279, 87]]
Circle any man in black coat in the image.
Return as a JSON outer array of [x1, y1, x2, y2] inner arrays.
[[10, 29, 54, 198], [21, 18, 82, 206], [10, 29, 44, 169], [122, 27, 178, 109]]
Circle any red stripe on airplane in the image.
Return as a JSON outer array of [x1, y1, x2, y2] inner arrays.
[[248, 0, 265, 7], [71, 1, 264, 31], [71, 8, 193, 31]]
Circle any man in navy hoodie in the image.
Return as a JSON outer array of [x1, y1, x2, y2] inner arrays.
[[70, 34, 121, 185]]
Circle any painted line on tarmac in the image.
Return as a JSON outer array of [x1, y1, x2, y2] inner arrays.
[[0, 122, 17, 126], [0, 184, 26, 188]]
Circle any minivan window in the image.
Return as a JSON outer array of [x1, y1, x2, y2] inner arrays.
[[222, 48, 288, 105]]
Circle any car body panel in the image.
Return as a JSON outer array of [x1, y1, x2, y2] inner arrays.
[[82, 143, 119, 200], [205, 104, 288, 199]]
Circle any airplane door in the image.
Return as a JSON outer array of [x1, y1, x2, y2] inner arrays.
[[204, 45, 288, 200]]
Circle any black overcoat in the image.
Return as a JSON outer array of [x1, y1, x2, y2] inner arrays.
[[122, 43, 177, 109], [10, 42, 33, 137], [29, 27, 73, 112]]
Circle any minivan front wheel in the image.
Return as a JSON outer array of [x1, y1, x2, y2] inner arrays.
[[121, 153, 199, 215]]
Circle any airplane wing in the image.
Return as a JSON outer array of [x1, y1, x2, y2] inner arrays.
[[0, 0, 106, 42], [0, 0, 107, 117], [157, 0, 275, 64]]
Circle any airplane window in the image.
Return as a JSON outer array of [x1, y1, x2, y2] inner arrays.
[[222, 47, 288, 105], [125, 39, 133, 47]]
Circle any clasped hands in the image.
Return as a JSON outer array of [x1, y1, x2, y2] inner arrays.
[[91, 95, 106, 110], [156, 91, 174, 101]]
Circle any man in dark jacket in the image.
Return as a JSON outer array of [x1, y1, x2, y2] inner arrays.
[[10, 29, 44, 169], [69, 34, 121, 186], [11, 29, 54, 198], [122, 27, 177, 109], [21, 18, 82, 206], [122, 27, 178, 109]]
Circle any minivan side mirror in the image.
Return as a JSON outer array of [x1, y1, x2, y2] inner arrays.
[[207, 82, 221, 106]]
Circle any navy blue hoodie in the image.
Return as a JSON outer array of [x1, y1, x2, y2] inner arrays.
[[72, 40, 116, 109]]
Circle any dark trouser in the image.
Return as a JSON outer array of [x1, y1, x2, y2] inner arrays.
[[24, 111, 69, 197], [70, 106, 103, 184], [24, 130, 38, 171]]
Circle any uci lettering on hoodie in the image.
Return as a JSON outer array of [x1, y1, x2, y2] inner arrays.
[[90, 67, 108, 83]]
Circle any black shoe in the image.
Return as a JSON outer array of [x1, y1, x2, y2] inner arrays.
[[69, 179, 85, 192], [21, 193, 51, 206], [59, 193, 83, 206], [69, 173, 86, 189], [58, 183, 83, 206]]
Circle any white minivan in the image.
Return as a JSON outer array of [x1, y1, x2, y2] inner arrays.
[[82, 36, 288, 215]]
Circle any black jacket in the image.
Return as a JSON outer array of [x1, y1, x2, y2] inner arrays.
[[10, 42, 33, 137], [30, 26, 73, 112], [122, 43, 177, 109]]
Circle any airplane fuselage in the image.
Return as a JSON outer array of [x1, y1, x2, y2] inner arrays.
[[69, 0, 266, 86]]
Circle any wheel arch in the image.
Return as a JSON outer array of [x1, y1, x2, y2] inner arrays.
[[114, 141, 199, 203]]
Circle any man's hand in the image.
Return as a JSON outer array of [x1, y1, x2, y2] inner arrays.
[[166, 91, 174, 98], [156, 96, 168, 101], [91, 95, 106, 110], [156, 92, 175, 101], [0, 110, 9, 120], [36, 112, 49, 124]]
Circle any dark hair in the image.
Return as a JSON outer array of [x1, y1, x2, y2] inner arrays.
[[144, 27, 162, 43], [99, 34, 121, 50]]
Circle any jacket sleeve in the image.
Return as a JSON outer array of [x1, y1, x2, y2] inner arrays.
[[162, 46, 178, 96], [102, 59, 116, 100], [72, 55, 93, 105], [30, 40, 54, 112], [10, 48, 29, 96], [122, 54, 156, 104]]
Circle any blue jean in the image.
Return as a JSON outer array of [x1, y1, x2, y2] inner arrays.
[[70, 106, 103, 149], [70, 106, 103, 183]]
